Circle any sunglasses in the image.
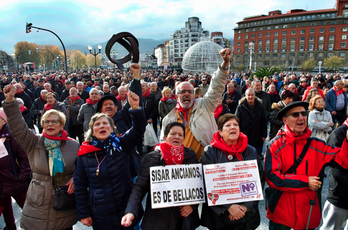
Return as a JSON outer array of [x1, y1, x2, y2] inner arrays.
[[285, 111, 308, 118]]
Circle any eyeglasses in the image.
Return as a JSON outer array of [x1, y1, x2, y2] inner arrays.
[[177, 89, 194, 94], [43, 120, 60, 125], [285, 111, 308, 118]]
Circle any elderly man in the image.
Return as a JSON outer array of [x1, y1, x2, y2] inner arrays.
[[302, 79, 324, 101], [31, 90, 48, 133], [160, 48, 232, 159], [60, 81, 72, 101], [325, 80, 346, 126], [103, 83, 114, 97], [77, 88, 100, 132], [14, 83, 32, 110], [236, 88, 267, 158], [251, 80, 271, 120], [297, 78, 308, 100], [223, 83, 241, 114], [198, 77, 209, 96], [267, 84, 281, 105], [76, 81, 89, 102], [43, 82, 59, 100], [116, 86, 127, 108], [64, 87, 84, 144], [265, 101, 348, 230], [288, 83, 300, 101]]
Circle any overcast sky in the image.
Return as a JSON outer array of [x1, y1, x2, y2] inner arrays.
[[0, 0, 335, 54]]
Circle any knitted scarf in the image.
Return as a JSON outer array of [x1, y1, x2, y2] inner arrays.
[[210, 132, 248, 161], [43, 130, 69, 187]]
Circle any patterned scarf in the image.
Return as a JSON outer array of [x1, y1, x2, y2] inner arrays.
[[155, 142, 184, 165], [90, 132, 122, 156], [43, 130, 69, 187]]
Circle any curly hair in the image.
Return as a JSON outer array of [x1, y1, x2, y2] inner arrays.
[[308, 95, 325, 111]]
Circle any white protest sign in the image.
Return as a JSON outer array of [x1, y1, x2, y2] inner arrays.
[[203, 159, 263, 206], [150, 163, 205, 209]]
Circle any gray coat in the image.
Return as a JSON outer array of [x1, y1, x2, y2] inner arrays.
[[3, 100, 79, 230], [77, 102, 97, 132]]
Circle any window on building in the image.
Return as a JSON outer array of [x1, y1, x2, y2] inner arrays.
[[257, 54, 262, 58], [300, 29, 305, 34], [330, 21, 336, 25], [283, 25, 288, 28], [282, 31, 287, 35], [343, 27, 348, 32], [310, 29, 315, 34], [340, 52, 346, 57], [260, 27, 263, 31], [309, 36, 314, 41], [237, 42, 241, 46], [267, 26, 271, 30], [252, 28, 256, 31], [327, 53, 333, 57], [309, 44, 314, 50], [319, 36, 324, 41], [273, 54, 278, 58], [265, 47, 270, 52], [310, 22, 315, 26], [252, 34, 255, 38], [290, 44, 295, 51], [265, 61, 270, 65], [330, 27, 335, 32], [290, 53, 295, 57], [246, 29, 249, 32], [281, 53, 286, 58], [342, 35, 347, 40], [237, 48, 241, 52], [275, 26, 279, 29], [318, 53, 324, 57], [282, 45, 286, 51], [329, 35, 335, 40], [266, 32, 270, 37], [282, 37, 287, 42], [236, 55, 240, 60], [274, 38, 278, 43], [245, 41, 249, 45], [258, 40, 262, 44], [259, 33, 262, 38], [291, 37, 296, 42], [299, 53, 304, 57], [341, 42, 347, 48], [273, 45, 278, 51], [291, 30, 296, 35], [237, 36, 241, 40], [265, 54, 270, 58], [318, 44, 324, 50], [299, 45, 304, 51], [308, 53, 314, 58], [266, 39, 270, 44], [245, 35, 248, 39], [258, 47, 262, 52], [274, 32, 278, 36], [320, 28, 325, 33], [300, 37, 305, 41]]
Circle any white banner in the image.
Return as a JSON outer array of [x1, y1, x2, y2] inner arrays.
[[203, 160, 263, 206], [150, 163, 205, 209]]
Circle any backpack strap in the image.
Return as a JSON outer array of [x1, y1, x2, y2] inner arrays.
[[285, 137, 313, 174]]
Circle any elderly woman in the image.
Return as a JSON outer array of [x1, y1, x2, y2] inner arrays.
[[43, 92, 69, 131], [308, 95, 334, 141], [2, 84, 79, 230], [306, 88, 319, 103], [121, 122, 199, 230], [0, 108, 31, 230], [158, 86, 176, 127], [74, 90, 146, 230], [200, 113, 264, 230]]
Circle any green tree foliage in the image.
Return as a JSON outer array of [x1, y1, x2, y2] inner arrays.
[[86, 54, 102, 68], [323, 56, 345, 70], [301, 58, 317, 72], [71, 50, 87, 70], [254, 66, 280, 79]]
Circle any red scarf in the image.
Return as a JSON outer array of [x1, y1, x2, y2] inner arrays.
[[301, 83, 308, 88], [228, 89, 235, 96], [42, 129, 70, 141], [15, 90, 23, 95], [39, 96, 46, 102], [277, 124, 312, 145], [116, 94, 127, 102], [86, 98, 99, 105], [214, 104, 223, 119], [44, 102, 55, 111], [344, 118, 348, 128], [20, 106, 27, 113], [333, 86, 344, 96], [176, 101, 195, 122], [267, 90, 278, 95], [69, 95, 81, 103], [210, 132, 248, 161], [161, 96, 172, 102], [77, 141, 102, 156], [142, 88, 151, 98], [158, 142, 184, 165]]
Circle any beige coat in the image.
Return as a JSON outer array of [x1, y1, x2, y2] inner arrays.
[[3, 101, 79, 230]]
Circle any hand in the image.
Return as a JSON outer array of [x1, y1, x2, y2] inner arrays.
[[228, 204, 246, 221], [81, 217, 93, 227], [3, 84, 16, 103], [147, 119, 153, 124], [226, 99, 232, 103], [219, 48, 232, 68], [130, 63, 141, 79], [128, 91, 139, 110], [180, 205, 193, 217], [121, 213, 135, 227], [308, 176, 322, 191], [65, 177, 75, 194], [330, 122, 334, 127], [332, 111, 337, 115]]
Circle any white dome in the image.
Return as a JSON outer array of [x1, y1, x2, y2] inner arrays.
[[182, 41, 223, 74]]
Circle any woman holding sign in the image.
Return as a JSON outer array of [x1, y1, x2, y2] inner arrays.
[[121, 122, 199, 230], [200, 113, 264, 230]]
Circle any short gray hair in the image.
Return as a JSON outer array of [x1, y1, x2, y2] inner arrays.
[[85, 113, 118, 141]]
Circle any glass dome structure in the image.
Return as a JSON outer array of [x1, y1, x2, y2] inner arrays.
[[182, 41, 223, 74]]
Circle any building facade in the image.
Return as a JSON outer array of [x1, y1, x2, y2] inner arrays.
[[233, 0, 348, 70], [169, 17, 209, 65]]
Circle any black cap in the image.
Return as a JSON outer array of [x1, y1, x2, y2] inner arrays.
[[96, 95, 118, 112], [277, 101, 309, 120]]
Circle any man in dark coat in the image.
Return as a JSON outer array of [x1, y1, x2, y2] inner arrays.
[[19, 82, 35, 102], [34, 79, 45, 99], [251, 80, 271, 120], [60, 81, 72, 102], [141, 81, 158, 134], [30, 90, 47, 133], [222, 83, 241, 114], [267, 84, 281, 105], [76, 81, 89, 102], [14, 83, 32, 110], [235, 88, 267, 159]]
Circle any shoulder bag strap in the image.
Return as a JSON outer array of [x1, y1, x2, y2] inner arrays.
[[285, 137, 313, 174]]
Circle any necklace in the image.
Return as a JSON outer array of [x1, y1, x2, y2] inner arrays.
[[95, 152, 107, 176]]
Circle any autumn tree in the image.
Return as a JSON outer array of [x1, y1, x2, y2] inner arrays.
[[70, 50, 87, 70], [15, 41, 41, 66], [301, 58, 317, 72], [323, 55, 345, 70], [86, 54, 102, 68]]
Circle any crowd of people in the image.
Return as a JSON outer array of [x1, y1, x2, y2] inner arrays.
[[0, 47, 348, 230]]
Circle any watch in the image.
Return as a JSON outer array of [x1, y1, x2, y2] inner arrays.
[[219, 65, 228, 71]]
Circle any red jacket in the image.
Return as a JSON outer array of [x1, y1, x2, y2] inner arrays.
[[265, 125, 348, 229], [302, 86, 325, 101]]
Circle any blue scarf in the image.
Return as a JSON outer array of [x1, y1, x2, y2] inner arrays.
[[44, 138, 65, 186], [91, 132, 122, 156]]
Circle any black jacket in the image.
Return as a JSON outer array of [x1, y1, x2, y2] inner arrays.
[[223, 90, 241, 114], [78, 90, 90, 102], [235, 98, 267, 148], [30, 97, 46, 128], [255, 90, 271, 120], [22, 109, 34, 129], [269, 101, 286, 140], [141, 93, 157, 122], [200, 144, 264, 230], [326, 124, 348, 209], [15, 91, 32, 110], [125, 147, 199, 230]]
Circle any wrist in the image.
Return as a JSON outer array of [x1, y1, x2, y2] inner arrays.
[[5, 97, 15, 103]]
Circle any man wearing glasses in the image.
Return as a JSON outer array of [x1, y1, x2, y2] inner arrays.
[[160, 48, 232, 160], [265, 101, 348, 230]]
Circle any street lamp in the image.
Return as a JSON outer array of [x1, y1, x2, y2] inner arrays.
[[318, 61, 322, 74], [249, 42, 254, 71], [88, 44, 102, 68]]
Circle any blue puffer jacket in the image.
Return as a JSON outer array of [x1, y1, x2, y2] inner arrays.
[[74, 108, 146, 230]]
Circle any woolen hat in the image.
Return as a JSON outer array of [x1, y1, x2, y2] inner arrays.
[[277, 101, 309, 120]]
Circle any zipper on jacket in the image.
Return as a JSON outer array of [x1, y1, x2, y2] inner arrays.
[[294, 142, 297, 174], [306, 160, 308, 175]]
